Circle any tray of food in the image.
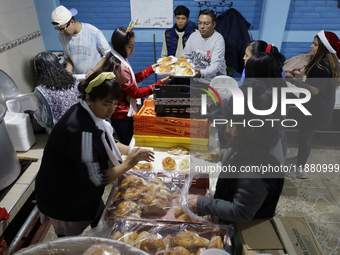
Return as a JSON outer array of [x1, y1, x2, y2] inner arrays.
[[105, 172, 210, 224], [156, 56, 196, 78], [108, 219, 230, 255]]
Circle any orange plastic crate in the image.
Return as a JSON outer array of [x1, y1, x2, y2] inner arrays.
[[133, 99, 209, 138]]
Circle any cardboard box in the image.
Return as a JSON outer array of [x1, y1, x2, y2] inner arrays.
[[234, 218, 326, 255]]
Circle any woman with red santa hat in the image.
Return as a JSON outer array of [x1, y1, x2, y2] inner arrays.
[[285, 30, 340, 178]]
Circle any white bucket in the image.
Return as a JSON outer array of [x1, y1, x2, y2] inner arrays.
[[201, 248, 231, 255]]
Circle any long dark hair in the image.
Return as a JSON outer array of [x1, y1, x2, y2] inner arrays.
[[305, 35, 340, 86], [78, 71, 122, 102], [249, 40, 286, 67], [34, 51, 76, 90], [101, 27, 134, 74]]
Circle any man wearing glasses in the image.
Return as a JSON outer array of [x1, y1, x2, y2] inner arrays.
[[182, 9, 226, 78], [51, 5, 111, 77]]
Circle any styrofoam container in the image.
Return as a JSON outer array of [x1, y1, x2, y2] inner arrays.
[[4, 112, 35, 151], [6, 93, 37, 113]]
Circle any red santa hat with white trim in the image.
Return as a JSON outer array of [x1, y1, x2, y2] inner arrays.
[[317, 30, 340, 59]]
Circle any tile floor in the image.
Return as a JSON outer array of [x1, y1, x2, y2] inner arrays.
[[275, 131, 340, 255], [41, 132, 340, 255]]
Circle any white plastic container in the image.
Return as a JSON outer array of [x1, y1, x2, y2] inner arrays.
[[201, 248, 231, 255], [4, 112, 35, 151], [0, 104, 21, 190], [6, 93, 37, 113]]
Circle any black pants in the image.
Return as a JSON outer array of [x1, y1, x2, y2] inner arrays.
[[111, 117, 134, 145], [296, 126, 316, 167]]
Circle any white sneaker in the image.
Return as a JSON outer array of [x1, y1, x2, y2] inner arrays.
[[296, 168, 307, 179], [286, 156, 297, 165]]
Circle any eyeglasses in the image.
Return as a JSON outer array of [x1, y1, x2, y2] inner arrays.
[[55, 21, 70, 31], [198, 21, 212, 27]]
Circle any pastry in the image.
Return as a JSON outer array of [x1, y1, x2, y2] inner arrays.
[[165, 246, 191, 255], [179, 60, 193, 68], [182, 68, 194, 76], [134, 231, 150, 249], [162, 157, 176, 170], [112, 231, 123, 240], [177, 56, 187, 62], [163, 234, 176, 249], [194, 151, 221, 162], [132, 163, 153, 171], [122, 231, 139, 245], [113, 201, 141, 218], [179, 157, 190, 170], [121, 175, 147, 191], [140, 234, 166, 254], [177, 213, 191, 220], [158, 56, 173, 64], [208, 236, 224, 249], [159, 65, 174, 73], [167, 147, 189, 156], [122, 185, 148, 201], [174, 231, 209, 249]]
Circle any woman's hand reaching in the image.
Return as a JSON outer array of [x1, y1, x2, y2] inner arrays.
[[161, 76, 171, 84], [125, 148, 155, 168]]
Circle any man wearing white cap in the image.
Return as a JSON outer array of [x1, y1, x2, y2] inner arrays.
[[51, 5, 111, 77]]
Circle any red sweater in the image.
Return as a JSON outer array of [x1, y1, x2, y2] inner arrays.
[[111, 63, 163, 119]]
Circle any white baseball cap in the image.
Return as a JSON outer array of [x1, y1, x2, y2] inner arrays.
[[51, 5, 78, 26]]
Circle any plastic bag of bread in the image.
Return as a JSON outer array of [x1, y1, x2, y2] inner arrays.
[[106, 219, 232, 255], [106, 172, 181, 220]]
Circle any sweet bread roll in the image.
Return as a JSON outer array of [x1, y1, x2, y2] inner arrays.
[[121, 175, 147, 191], [179, 61, 193, 68], [134, 231, 150, 249], [182, 68, 194, 76], [140, 234, 166, 254], [112, 231, 123, 240], [164, 246, 191, 255], [122, 185, 148, 201], [179, 157, 190, 170], [132, 163, 153, 171], [208, 236, 224, 249], [148, 178, 163, 186], [163, 234, 175, 249], [158, 56, 173, 64], [174, 207, 183, 218], [175, 231, 209, 249], [113, 201, 141, 218], [122, 231, 139, 245], [177, 213, 191, 220], [167, 147, 189, 156], [162, 157, 176, 170], [177, 56, 187, 62], [194, 151, 220, 162], [159, 65, 174, 73]]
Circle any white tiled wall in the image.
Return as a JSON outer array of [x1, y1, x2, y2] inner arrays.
[[0, 0, 45, 93]]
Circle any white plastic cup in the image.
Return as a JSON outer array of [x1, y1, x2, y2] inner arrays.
[[200, 248, 231, 255]]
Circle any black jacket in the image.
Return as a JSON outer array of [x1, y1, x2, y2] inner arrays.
[[165, 24, 191, 56], [36, 103, 110, 221], [215, 8, 251, 73]]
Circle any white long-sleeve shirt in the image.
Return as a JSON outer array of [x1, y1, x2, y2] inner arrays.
[[182, 30, 226, 78]]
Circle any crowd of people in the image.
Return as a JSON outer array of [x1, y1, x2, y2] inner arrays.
[[29, 4, 340, 236]]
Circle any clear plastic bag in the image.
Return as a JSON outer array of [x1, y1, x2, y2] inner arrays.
[[105, 219, 232, 255], [104, 172, 210, 224]]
